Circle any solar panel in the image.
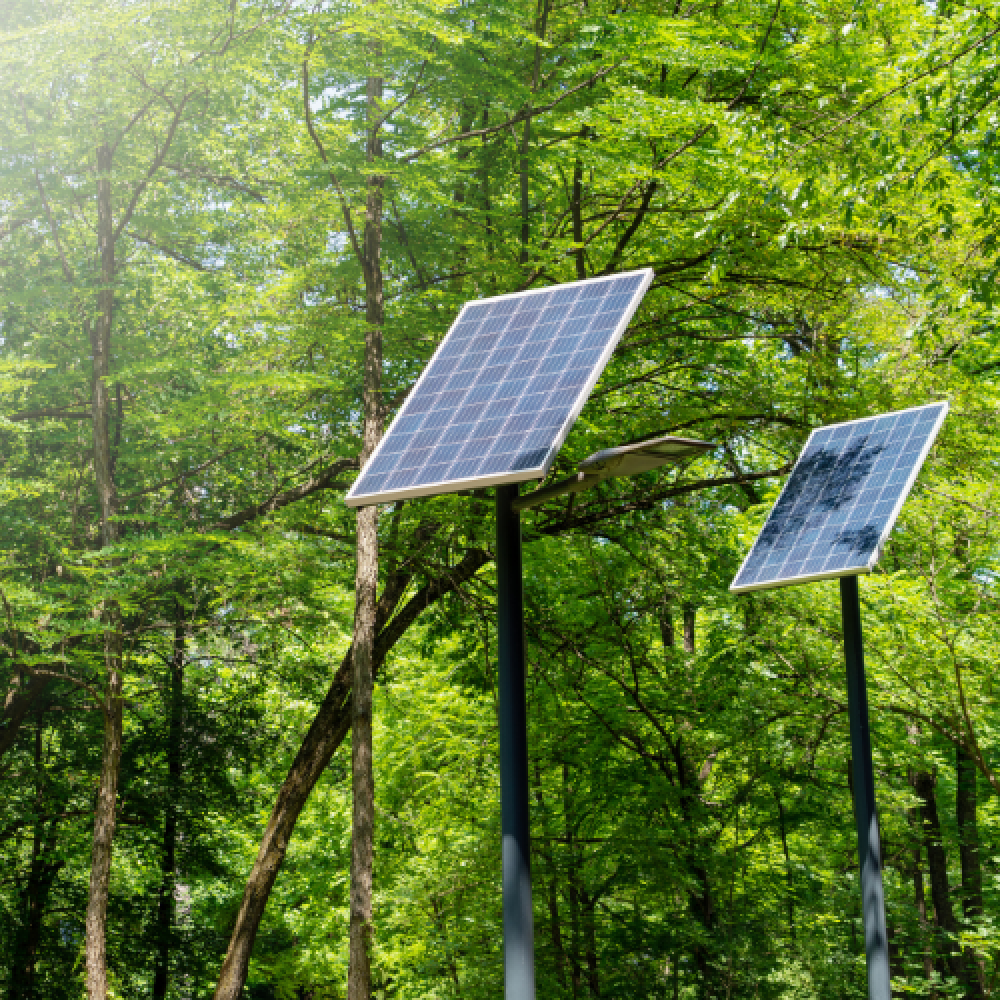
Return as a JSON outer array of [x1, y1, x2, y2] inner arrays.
[[730, 402, 948, 594], [346, 269, 655, 507]]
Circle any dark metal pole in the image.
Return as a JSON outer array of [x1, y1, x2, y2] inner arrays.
[[496, 483, 536, 1000], [840, 574, 891, 1000]]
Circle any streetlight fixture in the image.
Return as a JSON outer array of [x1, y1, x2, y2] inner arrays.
[[347, 269, 715, 999], [513, 434, 715, 510], [730, 401, 949, 1000], [495, 432, 712, 996]]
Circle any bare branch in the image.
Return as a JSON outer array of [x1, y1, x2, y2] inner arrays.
[[302, 35, 363, 263], [5, 405, 92, 422], [19, 93, 75, 284], [113, 92, 194, 242], [402, 64, 618, 162], [538, 466, 791, 533], [128, 231, 209, 271], [215, 458, 358, 530]]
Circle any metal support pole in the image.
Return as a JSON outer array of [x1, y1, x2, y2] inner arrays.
[[840, 575, 891, 1000], [496, 483, 536, 1000]]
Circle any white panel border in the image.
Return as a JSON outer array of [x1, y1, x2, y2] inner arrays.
[[729, 401, 949, 594], [345, 268, 655, 508]]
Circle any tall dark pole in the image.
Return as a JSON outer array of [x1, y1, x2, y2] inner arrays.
[[840, 574, 891, 1000], [496, 483, 536, 1000]]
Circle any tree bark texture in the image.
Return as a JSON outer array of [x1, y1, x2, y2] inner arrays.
[[571, 153, 586, 280], [10, 721, 63, 1000], [85, 661, 123, 1000], [347, 52, 385, 1000], [152, 607, 185, 1000], [91, 143, 117, 550], [956, 745, 985, 996], [85, 141, 125, 1000], [211, 547, 490, 1000], [0, 674, 51, 763], [912, 770, 963, 983], [518, 0, 549, 265], [682, 604, 695, 654]]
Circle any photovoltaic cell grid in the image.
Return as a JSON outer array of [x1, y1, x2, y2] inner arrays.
[[730, 402, 948, 594], [346, 269, 653, 507]]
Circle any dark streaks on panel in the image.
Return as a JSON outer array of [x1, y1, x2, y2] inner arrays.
[[730, 403, 946, 592]]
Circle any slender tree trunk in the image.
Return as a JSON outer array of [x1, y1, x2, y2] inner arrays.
[[956, 745, 985, 996], [11, 843, 62, 1000], [152, 605, 185, 1000], [348, 48, 385, 1000], [565, 762, 582, 1000], [659, 596, 675, 651], [682, 604, 695, 654], [911, 840, 936, 988], [91, 144, 117, 551], [0, 674, 50, 764], [518, 0, 550, 266], [571, 153, 586, 280], [582, 890, 600, 997], [776, 794, 794, 938], [86, 666, 123, 1000], [674, 605, 714, 996], [533, 762, 567, 988], [85, 141, 124, 1000], [912, 770, 963, 982], [10, 720, 62, 1000], [548, 872, 567, 988]]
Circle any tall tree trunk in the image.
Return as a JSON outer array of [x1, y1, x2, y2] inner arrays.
[[956, 745, 984, 996], [348, 48, 385, 1000], [671, 604, 713, 995], [10, 839, 62, 1000], [86, 665, 123, 1000], [152, 604, 185, 1000], [571, 153, 586, 280], [9, 718, 62, 1000], [911, 839, 936, 988], [518, 0, 550, 266], [776, 794, 794, 938], [682, 604, 695, 654], [91, 143, 117, 552], [582, 889, 600, 997], [85, 141, 124, 1000], [565, 762, 582, 1000], [912, 770, 963, 983], [0, 673, 51, 764], [659, 596, 675, 651]]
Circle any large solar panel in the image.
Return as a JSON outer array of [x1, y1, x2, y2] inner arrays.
[[346, 269, 654, 507], [730, 402, 948, 594]]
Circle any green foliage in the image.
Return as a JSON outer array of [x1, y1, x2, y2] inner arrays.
[[2, 0, 1000, 996]]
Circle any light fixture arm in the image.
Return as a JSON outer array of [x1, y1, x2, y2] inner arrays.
[[512, 434, 713, 511]]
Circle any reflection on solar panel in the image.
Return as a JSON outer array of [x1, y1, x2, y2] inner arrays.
[[346, 269, 654, 507], [730, 403, 948, 594]]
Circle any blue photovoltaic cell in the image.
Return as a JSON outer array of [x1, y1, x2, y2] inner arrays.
[[346, 269, 653, 506], [729, 403, 948, 594]]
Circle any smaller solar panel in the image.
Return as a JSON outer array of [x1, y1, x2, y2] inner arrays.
[[730, 403, 948, 594], [346, 269, 654, 507]]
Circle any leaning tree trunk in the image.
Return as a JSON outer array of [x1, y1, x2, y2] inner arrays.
[[85, 141, 125, 1000], [348, 49, 385, 1000], [210, 549, 490, 1000]]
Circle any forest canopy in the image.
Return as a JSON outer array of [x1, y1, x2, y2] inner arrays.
[[2, 0, 1000, 997]]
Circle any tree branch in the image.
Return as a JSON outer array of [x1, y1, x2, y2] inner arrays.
[[402, 64, 618, 162], [215, 458, 358, 531]]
